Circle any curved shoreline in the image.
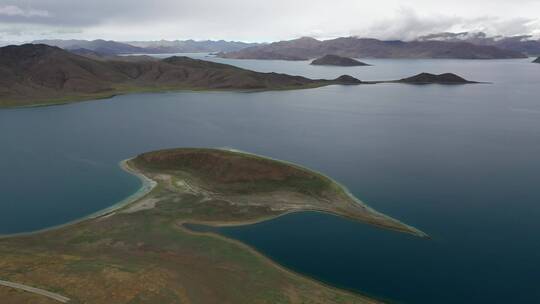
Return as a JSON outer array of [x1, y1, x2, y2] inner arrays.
[[1, 150, 426, 239], [177, 222, 385, 304], [218, 148, 428, 237], [0, 83, 331, 110], [0, 159, 157, 239]]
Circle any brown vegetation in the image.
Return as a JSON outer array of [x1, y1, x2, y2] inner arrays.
[[0, 44, 359, 107]]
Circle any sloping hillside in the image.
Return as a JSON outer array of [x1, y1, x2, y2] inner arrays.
[[0, 44, 359, 107]]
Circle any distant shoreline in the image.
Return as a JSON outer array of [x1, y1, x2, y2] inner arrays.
[[0, 84, 332, 110]]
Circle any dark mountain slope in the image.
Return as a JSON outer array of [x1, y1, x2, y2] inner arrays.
[[0, 44, 360, 107]]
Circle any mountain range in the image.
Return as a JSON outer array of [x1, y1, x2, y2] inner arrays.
[[32, 39, 260, 55], [29, 34, 538, 60], [220, 37, 527, 60], [0, 44, 358, 107], [418, 32, 540, 56], [32, 39, 146, 55], [125, 39, 260, 53]]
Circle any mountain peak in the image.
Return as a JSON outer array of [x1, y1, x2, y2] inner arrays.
[[0, 43, 66, 65]]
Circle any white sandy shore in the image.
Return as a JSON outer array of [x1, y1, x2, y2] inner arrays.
[[91, 159, 157, 217]]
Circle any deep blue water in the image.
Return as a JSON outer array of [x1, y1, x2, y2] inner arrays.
[[1, 56, 539, 303]]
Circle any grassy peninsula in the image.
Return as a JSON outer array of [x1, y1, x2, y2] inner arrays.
[[0, 148, 426, 303]]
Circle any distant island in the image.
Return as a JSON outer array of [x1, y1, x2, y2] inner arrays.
[[311, 54, 370, 66], [0, 44, 361, 108], [221, 37, 527, 60], [125, 39, 260, 54], [0, 148, 426, 303], [397, 73, 476, 84]]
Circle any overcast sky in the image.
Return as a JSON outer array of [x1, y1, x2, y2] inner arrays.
[[1, 0, 539, 42]]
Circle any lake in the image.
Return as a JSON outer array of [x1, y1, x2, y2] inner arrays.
[[1, 56, 539, 303]]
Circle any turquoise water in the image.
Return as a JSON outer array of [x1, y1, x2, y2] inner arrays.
[[1, 56, 539, 303]]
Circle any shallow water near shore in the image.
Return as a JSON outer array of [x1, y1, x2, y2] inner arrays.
[[1, 56, 540, 303]]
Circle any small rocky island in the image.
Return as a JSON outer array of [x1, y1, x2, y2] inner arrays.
[[311, 54, 370, 66], [398, 72, 476, 84]]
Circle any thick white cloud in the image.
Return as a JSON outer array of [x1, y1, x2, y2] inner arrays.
[[0, 0, 539, 41]]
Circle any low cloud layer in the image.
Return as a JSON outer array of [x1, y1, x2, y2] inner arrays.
[[0, 0, 539, 42], [358, 7, 540, 41]]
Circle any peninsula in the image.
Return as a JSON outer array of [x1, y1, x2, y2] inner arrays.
[[0, 44, 360, 108], [311, 54, 370, 66], [0, 148, 426, 304]]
